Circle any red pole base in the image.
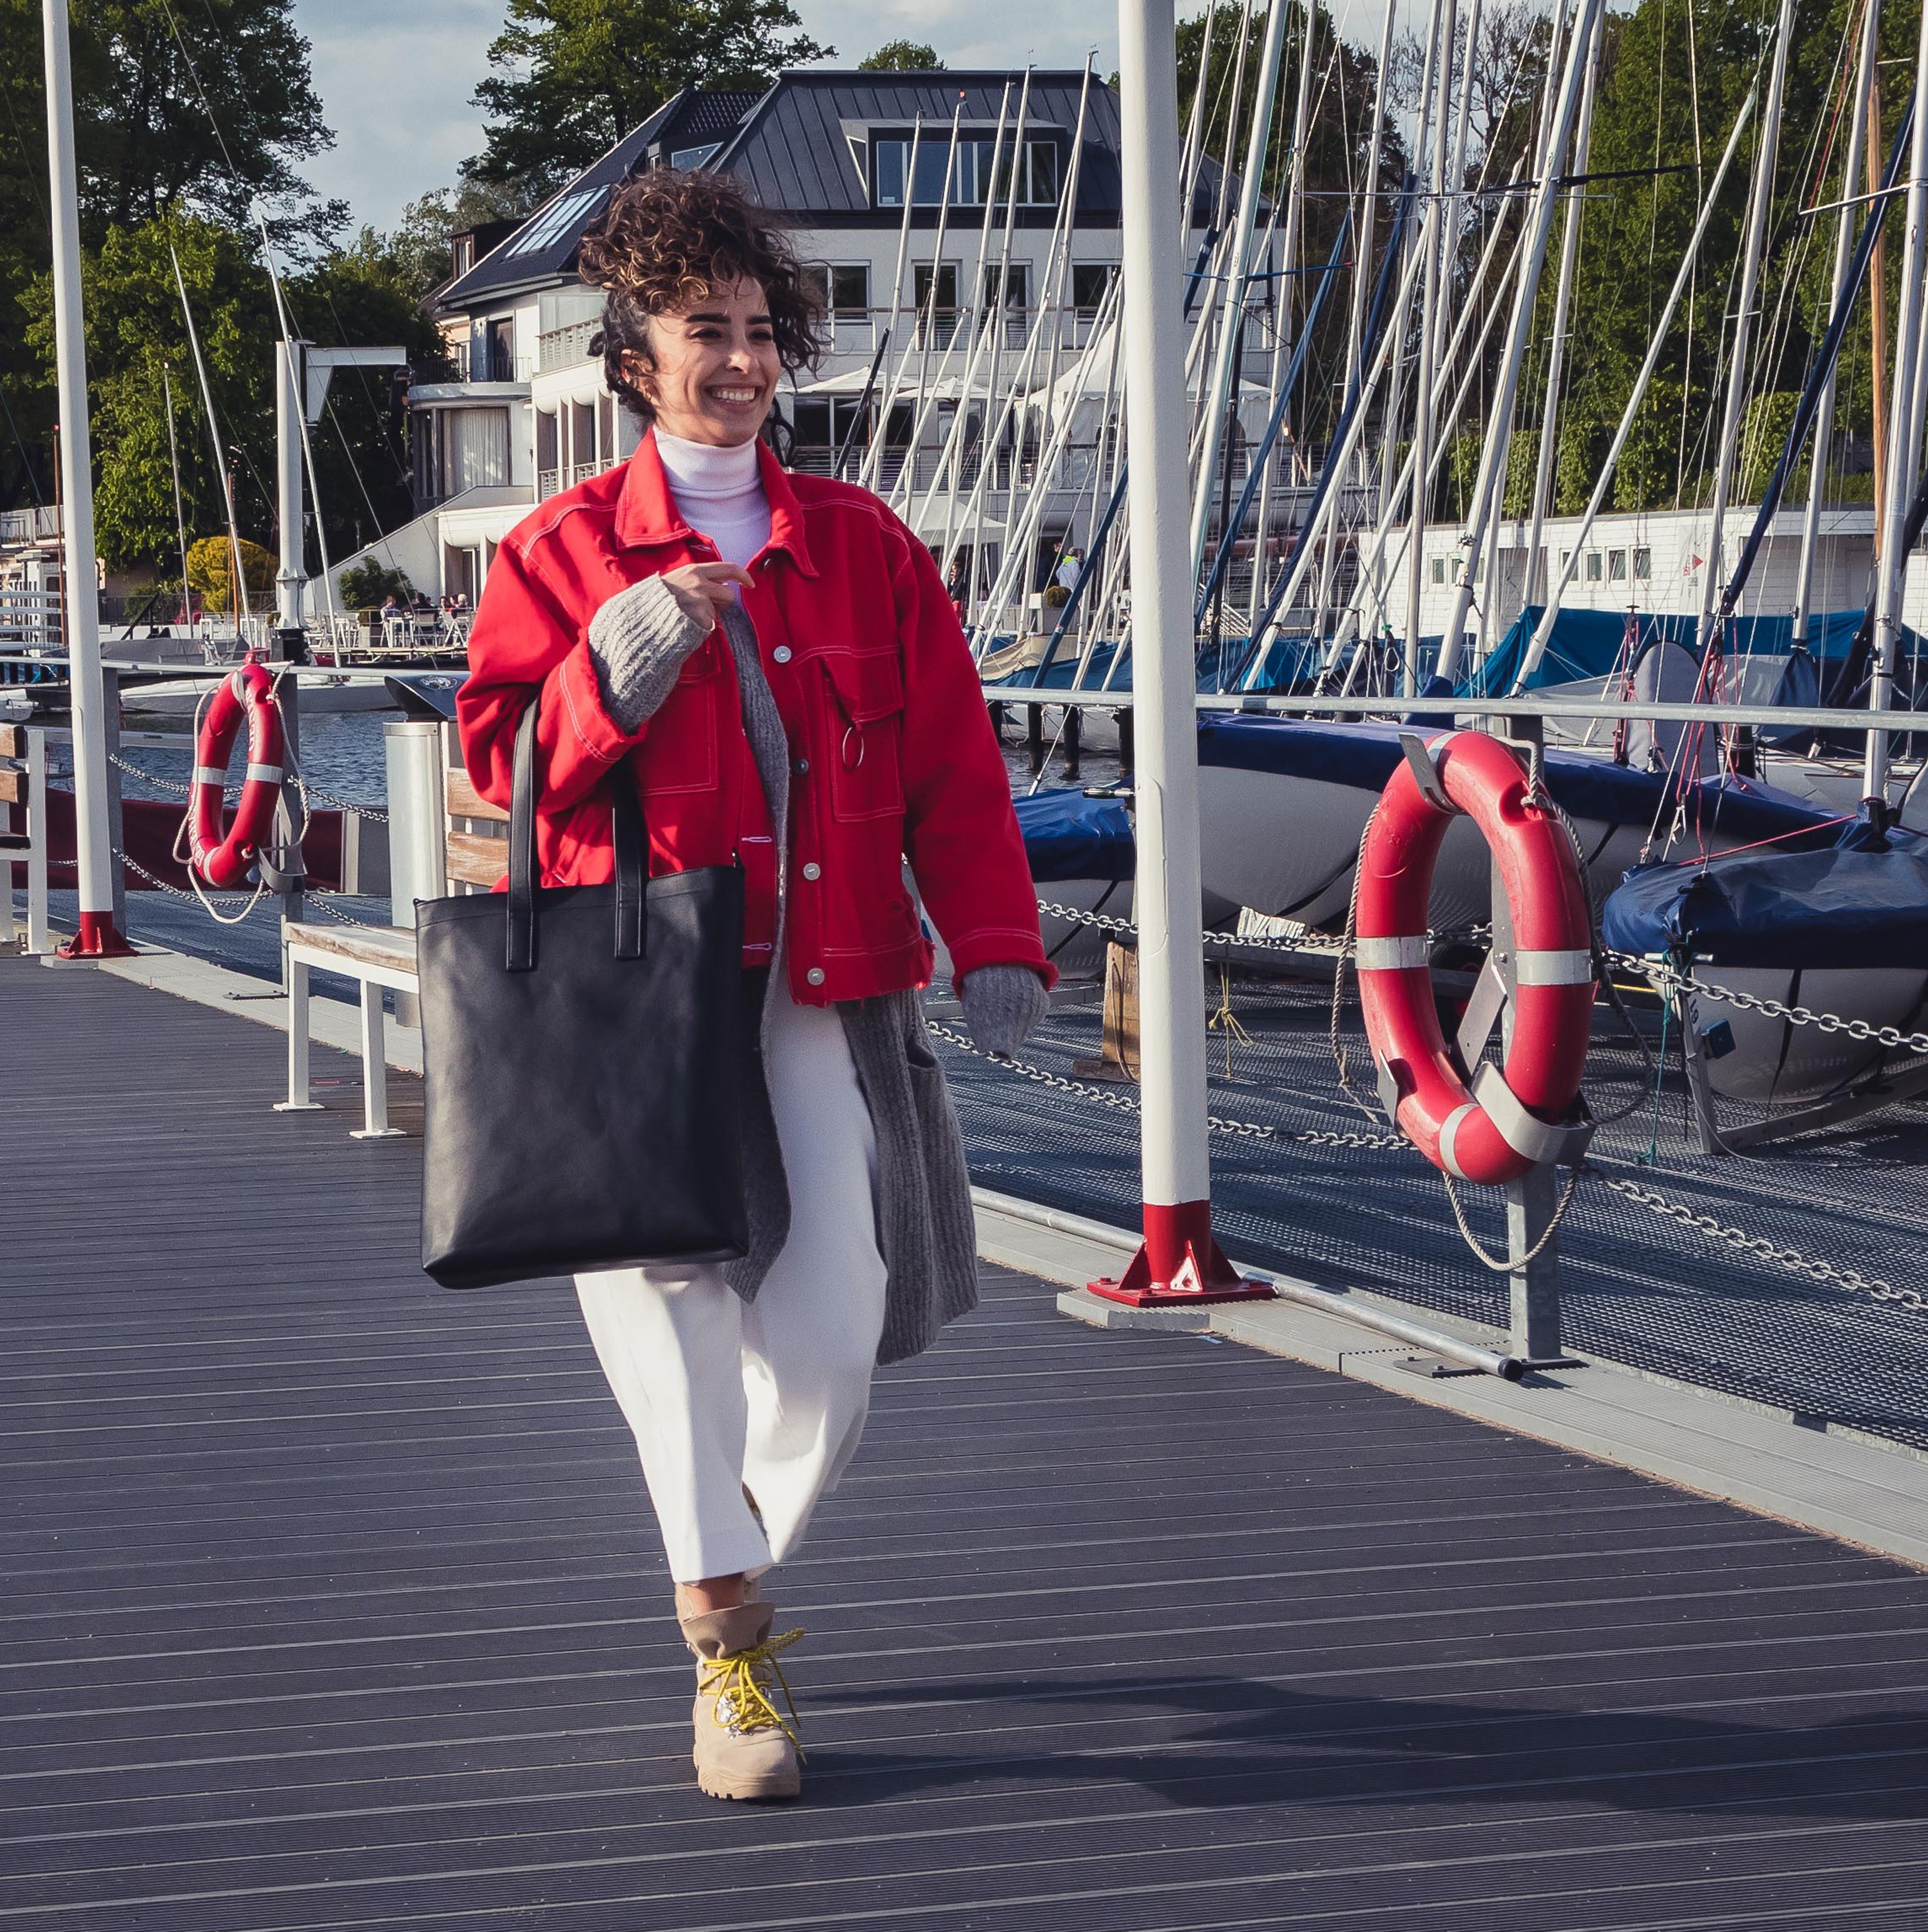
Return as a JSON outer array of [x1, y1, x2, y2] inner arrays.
[[1087, 1198, 1276, 1308], [54, 911, 138, 961]]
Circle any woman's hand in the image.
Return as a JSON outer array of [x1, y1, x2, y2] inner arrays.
[[659, 561, 755, 629]]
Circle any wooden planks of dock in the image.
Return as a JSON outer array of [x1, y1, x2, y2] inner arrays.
[[4, 957, 1928, 1929]]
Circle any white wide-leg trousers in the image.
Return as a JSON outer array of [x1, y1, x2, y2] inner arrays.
[[575, 978, 888, 1583]]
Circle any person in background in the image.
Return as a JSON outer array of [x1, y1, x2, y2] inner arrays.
[[1054, 546, 1083, 594], [946, 552, 968, 621], [458, 169, 1051, 1806]]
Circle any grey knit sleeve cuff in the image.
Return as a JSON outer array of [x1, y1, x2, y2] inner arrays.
[[586, 576, 714, 735], [959, 964, 1050, 1057]]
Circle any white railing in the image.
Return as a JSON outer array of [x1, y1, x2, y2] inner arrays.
[[0, 723, 50, 955], [539, 320, 601, 371], [0, 507, 60, 546]]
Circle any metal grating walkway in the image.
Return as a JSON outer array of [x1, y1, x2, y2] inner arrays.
[[4, 959, 1928, 1929]]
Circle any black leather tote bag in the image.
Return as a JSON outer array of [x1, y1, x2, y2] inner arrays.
[[417, 705, 747, 1289]]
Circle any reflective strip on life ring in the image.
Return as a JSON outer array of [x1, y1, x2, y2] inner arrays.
[[187, 661, 287, 889], [1354, 731, 1594, 1185]]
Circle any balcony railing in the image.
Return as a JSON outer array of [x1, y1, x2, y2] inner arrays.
[[539, 319, 602, 372]]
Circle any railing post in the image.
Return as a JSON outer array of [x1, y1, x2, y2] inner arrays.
[[1087, 0, 1270, 1310], [1494, 714, 1567, 1363]]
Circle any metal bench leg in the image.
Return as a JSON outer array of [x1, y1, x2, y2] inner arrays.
[[275, 952, 324, 1112], [350, 980, 403, 1139]]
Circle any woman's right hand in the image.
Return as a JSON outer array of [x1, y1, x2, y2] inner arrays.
[[659, 561, 755, 629]]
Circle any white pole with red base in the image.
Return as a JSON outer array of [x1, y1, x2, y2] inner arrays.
[[42, 0, 132, 960], [1089, 0, 1272, 1311]]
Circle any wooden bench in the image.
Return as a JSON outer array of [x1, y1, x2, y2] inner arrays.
[[279, 725, 507, 1136]]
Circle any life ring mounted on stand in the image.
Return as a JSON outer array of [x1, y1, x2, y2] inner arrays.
[[188, 658, 287, 890], [1355, 730, 1596, 1186]]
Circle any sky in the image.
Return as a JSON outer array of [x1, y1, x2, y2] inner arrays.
[[288, 0, 1125, 236]]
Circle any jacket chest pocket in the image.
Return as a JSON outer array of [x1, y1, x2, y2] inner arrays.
[[816, 650, 906, 822], [637, 645, 720, 795]]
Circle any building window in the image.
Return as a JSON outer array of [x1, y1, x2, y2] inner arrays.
[[801, 263, 871, 326], [913, 262, 960, 345], [1608, 549, 1627, 582], [792, 397, 868, 452], [414, 406, 511, 506], [670, 142, 720, 170], [1634, 546, 1652, 579], [1585, 550, 1603, 581], [981, 262, 1031, 313], [1071, 263, 1119, 317], [504, 185, 606, 258], [874, 135, 1061, 209], [452, 235, 474, 278], [485, 317, 515, 382], [1430, 556, 1446, 585]]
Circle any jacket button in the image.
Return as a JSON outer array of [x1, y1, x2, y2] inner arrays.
[[793, 757, 809, 775], [806, 967, 825, 987], [772, 645, 792, 664], [801, 861, 821, 880]]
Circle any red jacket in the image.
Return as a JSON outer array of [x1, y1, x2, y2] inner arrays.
[[458, 432, 1051, 1005]]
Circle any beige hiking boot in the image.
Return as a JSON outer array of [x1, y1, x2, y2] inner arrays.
[[678, 1599, 805, 1801]]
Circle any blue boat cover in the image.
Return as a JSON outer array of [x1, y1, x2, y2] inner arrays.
[[1195, 714, 1843, 847], [1013, 787, 1135, 882], [1602, 826, 1928, 970]]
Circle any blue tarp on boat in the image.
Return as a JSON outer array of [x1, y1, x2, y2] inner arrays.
[[1013, 787, 1134, 882], [1195, 714, 1845, 847], [1602, 824, 1928, 970]]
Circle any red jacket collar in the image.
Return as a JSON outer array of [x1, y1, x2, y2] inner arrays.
[[613, 426, 818, 578]]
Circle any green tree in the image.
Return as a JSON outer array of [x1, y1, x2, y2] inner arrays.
[[0, 0, 340, 514], [859, 39, 941, 71], [385, 181, 532, 303], [464, 0, 833, 203], [186, 531, 275, 613], [340, 557, 415, 609]]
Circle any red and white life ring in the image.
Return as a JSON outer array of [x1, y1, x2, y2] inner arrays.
[[188, 660, 286, 889], [1356, 731, 1594, 1185]]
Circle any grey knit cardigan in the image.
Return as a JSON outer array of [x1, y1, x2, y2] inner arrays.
[[589, 583, 985, 1366]]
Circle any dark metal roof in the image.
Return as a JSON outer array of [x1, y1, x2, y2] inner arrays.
[[711, 70, 1123, 226], [435, 71, 1151, 316]]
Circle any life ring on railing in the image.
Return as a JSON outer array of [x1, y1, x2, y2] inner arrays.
[[1356, 730, 1595, 1185], [188, 660, 285, 889]]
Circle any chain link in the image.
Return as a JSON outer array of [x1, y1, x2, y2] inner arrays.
[[105, 749, 386, 821], [107, 750, 201, 797], [1609, 948, 1928, 1059], [300, 785, 387, 822], [1600, 1172, 1927, 1313], [302, 894, 387, 930]]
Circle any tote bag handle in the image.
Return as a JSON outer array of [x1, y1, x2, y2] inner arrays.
[[505, 703, 646, 971]]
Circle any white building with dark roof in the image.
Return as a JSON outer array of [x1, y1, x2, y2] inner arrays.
[[311, 70, 1250, 613]]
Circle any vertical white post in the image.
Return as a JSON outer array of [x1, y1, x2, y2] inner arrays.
[[41, 0, 129, 958], [1092, 0, 1269, 1306], [1865, 0, 1928, 809], [275, 338, 306, 639], [26, 727, 49, 955]]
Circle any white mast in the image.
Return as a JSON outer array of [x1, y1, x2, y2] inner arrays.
[[1434, 0, 1607, 685], [1094, 0, 1261, 1306], [1187, 0, 1291, 582], [40, 0, 131, 958], [1401, 0, 1457, 697], [1793, 0, 1879, 650], [1695, 0, 1793, 659], [1864, 0, 1928, 811], [1522, 0, 1591, 617]]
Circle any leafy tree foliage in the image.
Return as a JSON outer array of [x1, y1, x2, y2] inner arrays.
[[859, 40, 942, 71], [464, 0, 832, 203], [385, 181, 532, 303], [340, 557, 415, 608], [185, 531, 274, 613]]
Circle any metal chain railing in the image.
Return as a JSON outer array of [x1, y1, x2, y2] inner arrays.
[[1600, 1171, 1927, 1313], [1610, 948, 1928, 1060]]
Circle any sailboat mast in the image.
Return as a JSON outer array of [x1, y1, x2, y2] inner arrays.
[[39, 0, 130, 956], [1402, 0, 1457, 698], [161, 365, 194, 637], [1695, 0, 1793, 659], [1864, 0, 1928, 809]]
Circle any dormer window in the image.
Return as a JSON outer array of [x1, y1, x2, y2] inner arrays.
[[873, 134, 1061, 210], [671, 142, 721, 170]]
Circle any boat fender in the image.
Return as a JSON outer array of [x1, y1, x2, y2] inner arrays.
[[1355, 730, 1594, 1185], [188, 660, 286, 889]]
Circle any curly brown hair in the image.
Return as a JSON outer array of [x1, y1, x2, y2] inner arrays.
[[577, 169, 822, 421]]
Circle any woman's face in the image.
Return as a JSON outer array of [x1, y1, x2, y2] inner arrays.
[[626, 277, 780, 447]]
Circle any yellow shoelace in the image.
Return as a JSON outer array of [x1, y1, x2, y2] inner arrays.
[[698, 1626, 806, 1756]]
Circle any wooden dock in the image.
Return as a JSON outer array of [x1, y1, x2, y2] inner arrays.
[[5, 956, 1928, 1928]]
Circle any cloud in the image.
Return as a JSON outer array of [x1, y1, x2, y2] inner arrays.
[[287, 0, 1128, 236], [289, 0, 501, 232]]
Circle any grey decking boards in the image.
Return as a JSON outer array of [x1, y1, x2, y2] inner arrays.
[[3, 958, 1927, 1930]]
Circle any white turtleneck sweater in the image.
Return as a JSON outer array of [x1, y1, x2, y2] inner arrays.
[[652, 428, 773, 569]]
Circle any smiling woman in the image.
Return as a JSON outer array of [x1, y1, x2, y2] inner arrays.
[[454, 167, 1052, 1808]]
